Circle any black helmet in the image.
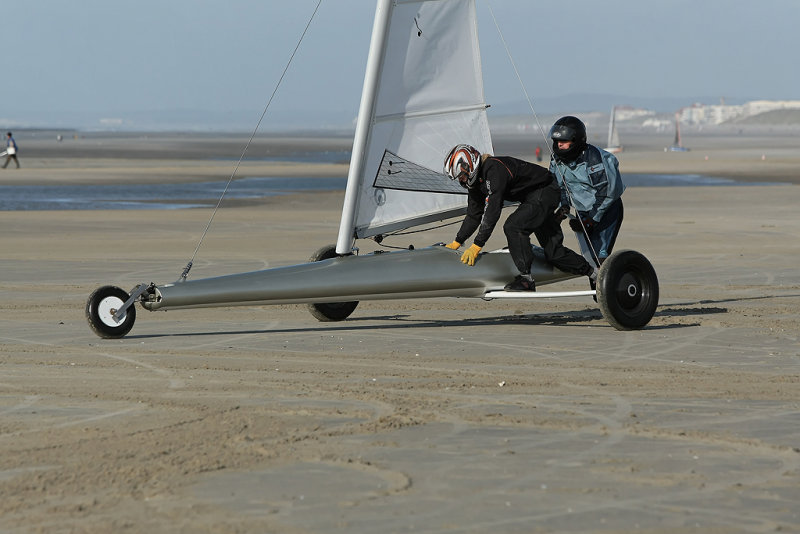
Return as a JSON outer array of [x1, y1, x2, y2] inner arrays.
[[549, 116, 586, 162]]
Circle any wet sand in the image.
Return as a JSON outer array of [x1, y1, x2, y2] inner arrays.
[[5, 129, 800, 186], [1, 132, 799, 533]]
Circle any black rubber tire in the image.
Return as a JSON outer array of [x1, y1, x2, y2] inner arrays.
[[86, 285, 137, 339], [306, 245, 359, 322], [596, 250, 659, 330]]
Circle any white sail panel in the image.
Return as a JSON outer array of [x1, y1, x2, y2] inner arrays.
[[604, 105, 622, 153], [376, 0, 485, 119], [608, 107, 620, 148], [609, 125, 620, 149], [338, 0, 493, 248]]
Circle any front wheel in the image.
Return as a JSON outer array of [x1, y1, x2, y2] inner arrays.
[[306, 245, 359, 322], [596, 250, 659, 330], [86, 285, 137, 338]]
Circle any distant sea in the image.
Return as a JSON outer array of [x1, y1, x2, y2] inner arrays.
[[0, 174, 780, 211], [0, 176, 347, 211]]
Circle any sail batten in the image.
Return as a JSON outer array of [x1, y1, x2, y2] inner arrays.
[[336, 0, 492, 252], [375, 103, 490, 124]]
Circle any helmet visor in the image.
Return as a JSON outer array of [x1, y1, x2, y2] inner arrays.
[[549, 124, 578, 142]]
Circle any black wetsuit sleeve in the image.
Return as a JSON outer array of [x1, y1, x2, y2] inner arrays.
[[455, 188, 484, 245], [472, 160, 509, 247]]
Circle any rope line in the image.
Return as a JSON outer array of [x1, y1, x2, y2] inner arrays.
[[179, 0, 324, 281], [486, 2, 551, 154], [486, 1, 601, 266]]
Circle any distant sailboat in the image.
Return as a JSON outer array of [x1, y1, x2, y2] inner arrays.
[[603, 106, 623, 153], [668, 111, 690, 152]]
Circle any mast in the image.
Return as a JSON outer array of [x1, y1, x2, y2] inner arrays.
[[336, 0, 393, 255], [336, 0, 489, 248]]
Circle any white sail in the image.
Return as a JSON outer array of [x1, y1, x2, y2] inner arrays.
[[604, 105, 622, 153], [336, 0, 493, 254]]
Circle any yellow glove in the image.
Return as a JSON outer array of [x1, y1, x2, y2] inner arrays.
[[460, 244, 482, 266], [445, 240, 461, 250]]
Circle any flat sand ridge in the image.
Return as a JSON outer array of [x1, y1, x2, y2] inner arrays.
[[3, 130, 800, 186], [1, 178, 799, 532]]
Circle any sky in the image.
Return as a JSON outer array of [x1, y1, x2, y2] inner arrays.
[[2, 0, 799, 131]]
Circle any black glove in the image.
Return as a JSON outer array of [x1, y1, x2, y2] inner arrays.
[[569, 217, 595, 232], [554, 206, 570, 222]]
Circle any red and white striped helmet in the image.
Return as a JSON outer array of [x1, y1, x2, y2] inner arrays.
[[443, 144, 481, 188]]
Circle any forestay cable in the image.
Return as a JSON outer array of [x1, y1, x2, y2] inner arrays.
[[178, 0, 324, 282], [485, 2, 552, 154], [486, 1, 601, 265]]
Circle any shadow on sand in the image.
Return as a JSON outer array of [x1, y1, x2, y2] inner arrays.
[[123, 292, 800, 340], [123, 299, 747, 340]]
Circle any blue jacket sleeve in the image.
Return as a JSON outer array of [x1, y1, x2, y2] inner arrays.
[[549, 160, 571, 208], [591, 152, 624, 221]]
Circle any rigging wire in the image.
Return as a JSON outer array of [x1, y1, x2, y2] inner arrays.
[[384, 218, 461, 237], [178, 0, 324, 282], [371, 218, 462, 250], [485, 2, 551, 155], [486, 1, 601, 266]]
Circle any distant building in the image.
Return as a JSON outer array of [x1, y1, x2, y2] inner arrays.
[[613, 106, 655, 121], [679, 100, 800, 126]]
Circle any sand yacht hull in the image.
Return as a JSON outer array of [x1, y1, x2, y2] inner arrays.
[[140, 245, 574, 311], [86, 245, 659, 338], [84, 1, 660, 339]]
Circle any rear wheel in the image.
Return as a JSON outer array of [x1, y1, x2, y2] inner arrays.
[[86, 285, 137, 338], [306, 245, 359, 322], [596, 250, 658, 330]]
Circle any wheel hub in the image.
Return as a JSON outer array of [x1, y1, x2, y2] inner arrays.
[[616, 273, 642, 309], [99, 297, 125, 325]]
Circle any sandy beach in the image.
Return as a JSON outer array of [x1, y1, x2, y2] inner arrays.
[[1, 131, 799, 533]]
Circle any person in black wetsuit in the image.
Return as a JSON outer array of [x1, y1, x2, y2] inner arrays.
[[442, 144, 596, 291]]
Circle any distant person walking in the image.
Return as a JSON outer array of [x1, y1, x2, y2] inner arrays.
[[534, 145, 542, 162], [2, 132, 20, 169]]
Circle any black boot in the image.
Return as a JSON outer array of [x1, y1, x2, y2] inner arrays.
[[504, 274, 536, 292]]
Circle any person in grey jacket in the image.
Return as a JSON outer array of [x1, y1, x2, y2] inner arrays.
[[549, 116, 624, 265]]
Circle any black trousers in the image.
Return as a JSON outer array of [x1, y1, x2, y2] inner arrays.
[[503, 181, 593, 277], [2, 154, 19, 168]]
